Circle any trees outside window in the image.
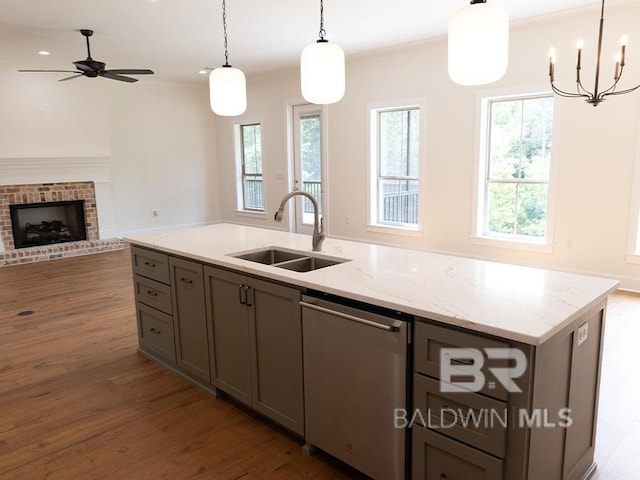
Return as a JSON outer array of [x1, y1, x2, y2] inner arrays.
[[371, 106, 421, 228], [481, 95, 554, 240], [239, 123, 263, 211]]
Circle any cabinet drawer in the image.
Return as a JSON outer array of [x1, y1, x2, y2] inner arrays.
[[133, 274, 172, 314], [136, 302, 176, 363], [131, 246, 170, 284], [413, 374, 507, 458], [412, 425, 503, 480], [414, 321, 512, 401]]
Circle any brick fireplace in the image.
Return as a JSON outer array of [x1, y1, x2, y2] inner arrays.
[[0, 181, 121, 266]]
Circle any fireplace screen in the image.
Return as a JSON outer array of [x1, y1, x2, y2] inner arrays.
[[10, 200, 87, 249]]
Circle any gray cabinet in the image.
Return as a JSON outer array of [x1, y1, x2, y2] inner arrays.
[[204, 266, 304, 436], [132, 246, 176, 364], [412, 301, 607, 480], [131, 246, 210, 384], [413, 425, 503, 480], [169, 256, 210, 382], [203, 268, 252, 405]]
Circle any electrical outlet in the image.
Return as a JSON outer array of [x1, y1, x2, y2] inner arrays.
[[577, 322, 588, 346]]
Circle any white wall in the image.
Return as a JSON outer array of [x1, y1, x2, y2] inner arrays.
[[216, 3, 640, 290], [107, 82, 219, 235], [0, 68, 220, 239]]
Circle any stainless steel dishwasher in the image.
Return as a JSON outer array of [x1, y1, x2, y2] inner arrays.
[[301, 292, 411, 480]]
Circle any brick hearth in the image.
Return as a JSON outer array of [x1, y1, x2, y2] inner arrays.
[[0, 182, 122, 266]]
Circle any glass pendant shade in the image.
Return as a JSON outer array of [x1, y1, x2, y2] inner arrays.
[[448, 1, 509, 86], [209, 65, 247, 116], [301, 41, 345, 104]]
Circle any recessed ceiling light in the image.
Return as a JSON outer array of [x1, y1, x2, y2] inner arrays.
[[38, 51, 50, 56], [198, 69, 208, 75]]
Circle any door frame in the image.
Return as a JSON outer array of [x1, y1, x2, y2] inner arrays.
[[284, 99, 330, 235]]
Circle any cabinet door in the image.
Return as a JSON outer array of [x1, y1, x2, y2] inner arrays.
[[248, 278, 304, 436], [204, 266, 252, 407], [170, 257, 210, 382]]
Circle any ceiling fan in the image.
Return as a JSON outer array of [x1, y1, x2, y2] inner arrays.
[[18, 29, 154, 83]]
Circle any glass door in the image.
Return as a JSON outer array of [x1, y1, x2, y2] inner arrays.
[[292, 104, 324, 235]]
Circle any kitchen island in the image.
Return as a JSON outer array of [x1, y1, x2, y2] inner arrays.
[[126, 223, 618, 480]]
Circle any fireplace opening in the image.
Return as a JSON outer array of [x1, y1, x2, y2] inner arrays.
[[10, 200, 87, 249]]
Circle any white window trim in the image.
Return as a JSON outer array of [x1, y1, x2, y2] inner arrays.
[[234, 118, 267, 217], [366, 97, 427, 236], [283, 99, 331, 235], [471, 84, 559, 253], [625, 116, 640, 263]]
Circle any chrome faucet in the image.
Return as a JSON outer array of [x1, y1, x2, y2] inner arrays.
[[274, 190, 325, 251]]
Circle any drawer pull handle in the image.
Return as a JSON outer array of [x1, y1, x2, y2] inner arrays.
[[150, 328, 162, 335], [440, 474, 446, 480], [145, 290, 158, 297], [238, 284, 246, 305], [180, 277, 193, 284], [244, 285, 252, 307], [144, 261, 156, 268], [444, 352, 474, 366]]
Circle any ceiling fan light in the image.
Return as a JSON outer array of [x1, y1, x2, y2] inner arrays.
[[448, 1, 509, 86], [209, 66, 247, 116], [300, 41, 345, 104]]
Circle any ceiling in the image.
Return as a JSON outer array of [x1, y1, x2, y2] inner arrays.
[[0, 0, 614, 85]]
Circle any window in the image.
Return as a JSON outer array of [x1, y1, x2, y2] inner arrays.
[[369, 105, 422, 230], [237, 123, 263, 211], [476, 93, 554, 246]]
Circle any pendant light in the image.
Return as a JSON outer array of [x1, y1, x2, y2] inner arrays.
[[300, 0, 345, 104], [210, 0, 246, 116], [548, 0, 640, 107], [448, 0, 509, 86]]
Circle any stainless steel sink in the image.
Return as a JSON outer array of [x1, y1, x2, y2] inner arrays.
[[229, 247, 349, 272], [274, 256, 345, 272], [232, 248, 307, 265]]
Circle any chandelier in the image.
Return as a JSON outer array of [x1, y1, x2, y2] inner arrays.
[[548, 0, 640, 107]]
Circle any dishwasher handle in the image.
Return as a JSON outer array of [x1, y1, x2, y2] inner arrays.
[[300, 301, 401, 332]]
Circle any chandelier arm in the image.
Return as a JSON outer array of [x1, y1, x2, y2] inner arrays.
[[602, 83, 640, 98], [598, 77, 622, 97], [576, 79, 594, 97], [550, 81, 591, 99]]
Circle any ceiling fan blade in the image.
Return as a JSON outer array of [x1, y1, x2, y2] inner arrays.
[[58, 74, 84, 82], [101, 71, 138, 83], [105, 69, 154, 75], [19, 69, 79, 73]]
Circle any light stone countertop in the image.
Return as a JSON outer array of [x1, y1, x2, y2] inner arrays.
[[125, 223, 619, 346]]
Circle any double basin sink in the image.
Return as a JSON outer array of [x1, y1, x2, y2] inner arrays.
[[229, 247, 349, 273]]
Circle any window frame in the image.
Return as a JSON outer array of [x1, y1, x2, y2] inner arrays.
[[234, 121, 266, 215], [367, 98, 427, 235], [625, 117, 640, 264], [472, 87, 558, 253]]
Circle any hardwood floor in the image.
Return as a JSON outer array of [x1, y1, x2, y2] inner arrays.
[[0, 249, 638, 479]]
